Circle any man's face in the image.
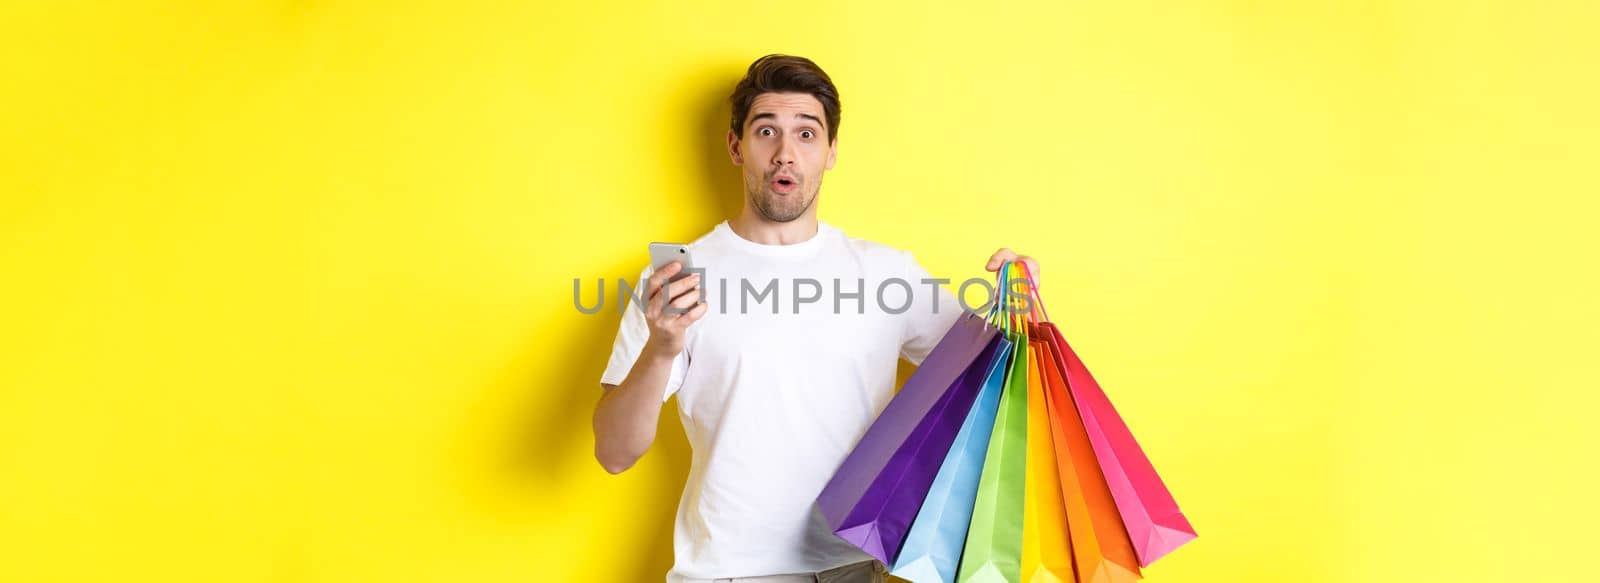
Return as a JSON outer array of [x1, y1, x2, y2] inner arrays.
[[728, 92, 837, 223]]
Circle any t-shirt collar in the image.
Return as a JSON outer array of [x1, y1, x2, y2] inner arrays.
[[713, 220, 833, 257]]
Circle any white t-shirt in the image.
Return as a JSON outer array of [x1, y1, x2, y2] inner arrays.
[[599, 220, 965, 581]]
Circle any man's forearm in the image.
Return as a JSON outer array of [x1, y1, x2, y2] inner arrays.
[[593, 342, 676, 474]]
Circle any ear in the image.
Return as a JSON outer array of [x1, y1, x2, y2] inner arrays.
[[727, 129, 743, 166], [825, 137, 837, 170]]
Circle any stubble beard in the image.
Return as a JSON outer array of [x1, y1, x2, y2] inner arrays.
[[746, 173, 818, 223]]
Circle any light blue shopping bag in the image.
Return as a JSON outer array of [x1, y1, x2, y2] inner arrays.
[[889, 337, 1014, 583]]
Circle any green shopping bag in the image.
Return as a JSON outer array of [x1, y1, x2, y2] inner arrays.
[[957, 263, 1032, 583]]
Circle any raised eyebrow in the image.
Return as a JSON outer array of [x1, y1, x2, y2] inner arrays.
[[749, 112, 825, 131]]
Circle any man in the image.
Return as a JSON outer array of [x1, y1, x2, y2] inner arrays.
[[593, 54, 1040, 583]]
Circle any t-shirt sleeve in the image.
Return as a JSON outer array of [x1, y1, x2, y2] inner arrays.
[[899, 252, 966, 366], [599, 265, 689, 402]]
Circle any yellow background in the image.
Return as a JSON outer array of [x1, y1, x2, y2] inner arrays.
[[3, 1, 1596, 581]]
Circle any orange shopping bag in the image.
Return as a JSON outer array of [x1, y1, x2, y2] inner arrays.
[[1021, 334, 1075, 582], [1039, 334, 1142, 583]]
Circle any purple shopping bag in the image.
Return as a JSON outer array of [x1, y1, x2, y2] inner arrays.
[[816, 311, 1002, 563]]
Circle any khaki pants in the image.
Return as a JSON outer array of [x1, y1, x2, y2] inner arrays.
[[676, 560, 886, 583]]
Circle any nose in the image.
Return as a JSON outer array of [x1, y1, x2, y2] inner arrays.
[[773, 136, 798, 167]]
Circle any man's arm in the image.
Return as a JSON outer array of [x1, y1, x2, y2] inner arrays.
[[594, 341, 677, 474], [592, 262, 704, 474]]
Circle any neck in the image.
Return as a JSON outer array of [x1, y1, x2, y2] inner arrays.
[[729, 208, 820, 245]]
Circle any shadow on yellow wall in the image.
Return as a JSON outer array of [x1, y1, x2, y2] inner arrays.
[[493, 69, 745, 580]]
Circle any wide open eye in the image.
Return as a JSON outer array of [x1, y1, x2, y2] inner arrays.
[[758, 127, 775, 137], [800, 129, 814, 139]]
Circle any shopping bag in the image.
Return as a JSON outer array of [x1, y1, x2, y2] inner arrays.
[[1020, 337, 1076, 583], [956, 324, 1030, 581], [1038, 336, 1142, 583], [1014, 260, 1195, 567], [1044, 324, 1195, 567], [817, 311, 1003, 563], [889, 336, 1015, 583]]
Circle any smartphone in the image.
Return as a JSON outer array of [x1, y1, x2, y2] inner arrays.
[[648, 242, 697, 284]]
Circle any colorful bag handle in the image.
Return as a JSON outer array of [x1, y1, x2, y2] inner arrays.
[[986, 261, 1040, 334], [1012, 262, 1030, 332], [1016, 259, 1050, 323], [985, 262, 1021, 335], [984, 262, 1011, 334]]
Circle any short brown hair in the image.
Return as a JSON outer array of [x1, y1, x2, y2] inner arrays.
[[729, 54, 841, 142]]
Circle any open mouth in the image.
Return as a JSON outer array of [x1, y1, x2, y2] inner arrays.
[[771, 175, 798, 194]]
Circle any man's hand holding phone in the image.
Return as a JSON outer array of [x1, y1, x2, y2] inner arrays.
[[642, 260, 706, 359]]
